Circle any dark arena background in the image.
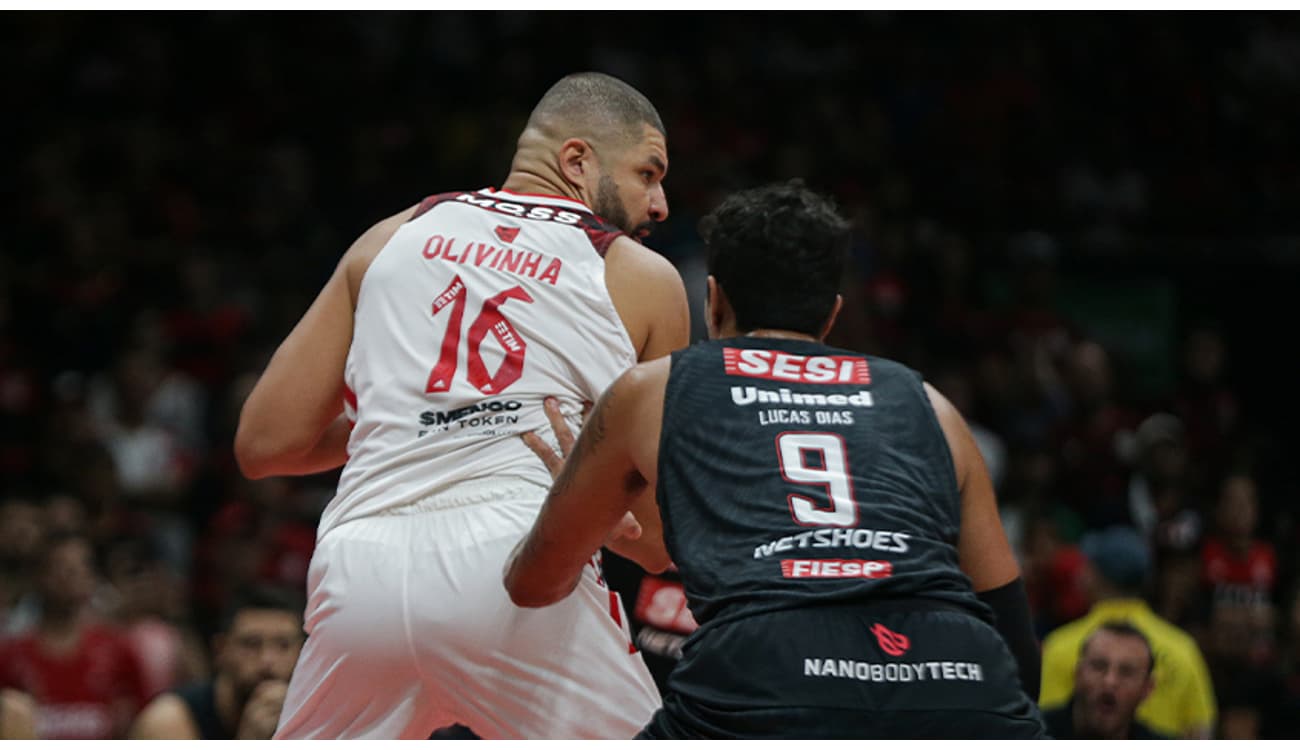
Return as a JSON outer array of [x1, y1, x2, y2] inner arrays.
[[2, 10, 1299, 740]]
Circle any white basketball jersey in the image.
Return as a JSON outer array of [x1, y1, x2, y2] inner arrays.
[[319, 188, 637, 537]]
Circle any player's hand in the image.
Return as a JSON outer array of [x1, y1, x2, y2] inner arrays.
[[520, 396, 591, 479], [236, 679, 289, 740], [521, 396, 639, 547]]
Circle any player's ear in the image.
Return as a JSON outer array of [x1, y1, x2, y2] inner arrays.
[[817, 294, 843, 342], [706, 276, 729, 340], [557, 138, 594, 188]]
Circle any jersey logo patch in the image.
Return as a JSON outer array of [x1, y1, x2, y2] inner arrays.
[[871, 622, 911, 657], [723, 348, 871, 385], [494, 225, 520, 244]]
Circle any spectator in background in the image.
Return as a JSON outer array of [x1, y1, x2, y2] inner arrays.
[[0, 493, 45, 635], [103, 535, 208, 697], [1126, 413, 1202, 625], [0, 533, 149, 739], [192, 475, 316, 627], [1200, 474, 1277, 611], [129, 588, 303, 740], [932, 366, 1007, 490], [1042, 622, 1167, 739], [89, 346, 197, 576], [1022, 513, 1090, 636], [1053, 341, 1139, 529], [1040, 525, 1216, 738], [1128, 414, 1199, 552], [1204, 599, 1277, 739], [1172, 322, 1241, 490]]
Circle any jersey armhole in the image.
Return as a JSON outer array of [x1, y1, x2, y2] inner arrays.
[[580, 213, 626, 257]]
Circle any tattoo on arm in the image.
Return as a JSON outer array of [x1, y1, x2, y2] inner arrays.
[[548, 377, 617, 499]]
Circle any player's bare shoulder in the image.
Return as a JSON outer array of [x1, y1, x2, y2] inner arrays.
[[603, 236, 690, 360], [341, 204, 420, 302]]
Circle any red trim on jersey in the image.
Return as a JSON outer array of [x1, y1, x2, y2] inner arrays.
[[579, 212, 626, 258], [606, 589, 639, 654], [411, 192, 465, 220]]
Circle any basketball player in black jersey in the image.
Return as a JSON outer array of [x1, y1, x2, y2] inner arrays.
[[505, 181, 1047, 739]]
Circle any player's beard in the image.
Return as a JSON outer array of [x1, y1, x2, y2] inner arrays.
[[593, 174, 653, 239]]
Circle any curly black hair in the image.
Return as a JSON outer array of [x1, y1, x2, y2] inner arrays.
[[700, 180, 849, 337]]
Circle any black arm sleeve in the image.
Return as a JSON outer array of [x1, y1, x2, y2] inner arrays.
[[977, 577, 1040, 700]]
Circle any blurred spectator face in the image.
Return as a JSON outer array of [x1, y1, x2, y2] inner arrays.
[[44, 493, 88, 536], [74, 440, 121, 511], [1146, 442, 1187, 492], [1074, 629, 1155, 738], [1216, 475, 1258, 539], [38, 536, 98, 613], [1185, 327, 1225, 385], [973, 350, 1014, 411], [0, 497, 43, 565], [1067, 341, 1112, 408], [1135, 414, 1187, 487], [217, 609, 303, 702], [112, 349, 162, 425], [1016, 446, 1056, 495], [104, 539, 171, 619]]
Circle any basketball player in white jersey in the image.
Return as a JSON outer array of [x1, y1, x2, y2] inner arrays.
[[234, 72, 690, 739]]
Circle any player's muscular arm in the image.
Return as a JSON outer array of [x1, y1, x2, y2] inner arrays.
[[601, 239, 687, 546], [235, 207, 413, 479], [127, 694, 202, 740], [926, 383, 1020, 591], [927, 381, 1040, 698], [506, 367, 664, 608], [604, 237, 691, 361]]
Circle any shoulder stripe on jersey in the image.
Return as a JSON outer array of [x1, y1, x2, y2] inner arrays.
[[579, 212, 625, 258], [410, 192, 464, 220]]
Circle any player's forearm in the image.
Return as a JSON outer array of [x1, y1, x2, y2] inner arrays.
[[503, 533, 584, 608], [236, 412, 351, 478]]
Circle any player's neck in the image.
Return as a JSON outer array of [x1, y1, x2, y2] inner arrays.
[[742, 328, 819, 342], [500, 170, 587, 207]]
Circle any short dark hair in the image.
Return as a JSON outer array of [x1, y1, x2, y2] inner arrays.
[[527, 71, 664, 144], [1081, 621, 1156, 676], [700, 180, 849, 337], [218, 586, 304, 635]]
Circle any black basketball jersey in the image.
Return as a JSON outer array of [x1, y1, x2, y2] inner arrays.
[[657, 336, 989, 631], [173, 680, 231, 740]]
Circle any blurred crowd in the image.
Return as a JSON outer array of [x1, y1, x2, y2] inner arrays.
[[2, 11, 1298, 739]]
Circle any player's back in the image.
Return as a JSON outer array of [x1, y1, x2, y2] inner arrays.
[[322, 188, 636, 538], [658, 336, 987, 629]]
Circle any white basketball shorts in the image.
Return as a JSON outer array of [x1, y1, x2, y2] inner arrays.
[[274, 478, 661, 739]]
